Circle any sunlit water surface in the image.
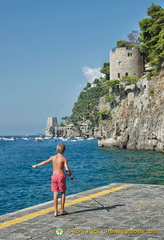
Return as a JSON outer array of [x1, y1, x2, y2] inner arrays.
[[0, 138, 163, 215]]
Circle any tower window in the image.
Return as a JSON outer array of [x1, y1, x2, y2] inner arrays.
[[128, 53, 132, 57], [118, 73, 120, 78], [118, 61, 122, 65], [125, 72, 128, 76]]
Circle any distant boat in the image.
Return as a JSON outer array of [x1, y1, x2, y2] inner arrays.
[[44, 137, 50, 140], [2, 137, 15, 141], [87, 137, 95, 140], [61, 138, 70, 141], [34, 137, 44, 142], [51, 138, 59, 142], [77, 138, 84, 141], [22, 137, 29, 140], [74, 137, 84, 141]]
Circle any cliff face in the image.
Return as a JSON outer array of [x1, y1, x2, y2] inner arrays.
[[96, 71, 164, 152], [53, 126, 81, 138], [45, 72, 164, 152]]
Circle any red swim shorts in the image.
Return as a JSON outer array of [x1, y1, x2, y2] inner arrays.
[[51, 173, 66, 192]]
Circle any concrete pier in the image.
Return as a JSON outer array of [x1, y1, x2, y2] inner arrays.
[[0, 183, 163, 239]]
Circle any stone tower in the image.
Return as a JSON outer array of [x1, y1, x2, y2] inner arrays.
[[45, 117, 57, 137], [110, 47, 144, 80]]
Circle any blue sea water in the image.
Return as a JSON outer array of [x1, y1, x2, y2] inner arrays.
[[0, 137, 163, 216]]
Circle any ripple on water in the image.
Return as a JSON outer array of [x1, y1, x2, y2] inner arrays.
[[0, 138, 163, 215]]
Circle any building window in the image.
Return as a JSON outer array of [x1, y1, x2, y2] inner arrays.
[[125, 72, 128, 76], [118, 73, 120, 78], [128, 53, 132, 57], [118, 61, 122, 65]]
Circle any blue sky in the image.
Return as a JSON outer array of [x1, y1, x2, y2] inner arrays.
[[0, 0, 163, 135]]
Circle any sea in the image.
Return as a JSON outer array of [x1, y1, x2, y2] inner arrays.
[[0, 136, 163, 216]]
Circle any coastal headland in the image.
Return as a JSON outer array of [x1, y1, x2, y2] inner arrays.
[[45, 71, 164, 153]]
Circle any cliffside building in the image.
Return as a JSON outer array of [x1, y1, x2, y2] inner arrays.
[[110, 47, 144, 80], [45, 117, 93, 138]]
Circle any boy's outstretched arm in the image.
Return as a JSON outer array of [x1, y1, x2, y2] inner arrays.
[[32, 156, 53, 168]]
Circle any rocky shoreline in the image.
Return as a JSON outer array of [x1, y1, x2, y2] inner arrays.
[[45, 72, 164, 153], [97, 72, 164, 152]]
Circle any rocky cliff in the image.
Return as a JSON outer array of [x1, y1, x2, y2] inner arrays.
[[96, 71, 164, 152], [45, 72, 164, 153]]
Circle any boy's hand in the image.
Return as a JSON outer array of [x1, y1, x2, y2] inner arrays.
[[68, 170, 72, 177], [66, 169, 72, 176], [32, 165, 37, 168]]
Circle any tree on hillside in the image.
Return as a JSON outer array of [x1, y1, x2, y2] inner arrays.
[[100, 62, 110, 80], [127, 30, 140, 45], [117, 31, 140, 48], [93, 78, 101, 85], [83, 82, 91, 90], [138, 3, 164, 73], [70, 81, 109, 125], [61, 116, 69, 120]]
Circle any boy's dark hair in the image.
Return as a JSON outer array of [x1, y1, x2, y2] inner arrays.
[[57, 144, 65, 154]]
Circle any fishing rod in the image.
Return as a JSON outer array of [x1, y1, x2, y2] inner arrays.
[[67, 171, 110, 212]]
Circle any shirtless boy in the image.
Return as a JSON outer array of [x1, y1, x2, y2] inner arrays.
[[32, 143, 71, 216]]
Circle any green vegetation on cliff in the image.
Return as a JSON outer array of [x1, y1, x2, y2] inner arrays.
[[139, 4, 164, 73], [100, 62, 110, 80], [69, 72, 138, 126], [70, 64, 110, 126]]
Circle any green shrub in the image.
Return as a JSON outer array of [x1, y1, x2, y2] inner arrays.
[[149, 88, 155, 95], [120, 76, 138, 85], [98, 109, 110, 120], [105, 94, 116, 103]]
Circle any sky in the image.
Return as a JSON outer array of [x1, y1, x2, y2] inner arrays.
[[0, 0, 163, 135]]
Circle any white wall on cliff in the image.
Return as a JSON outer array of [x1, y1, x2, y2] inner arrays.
[[97, 71, 164, 152]]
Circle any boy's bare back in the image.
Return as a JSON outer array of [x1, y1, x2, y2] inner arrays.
[[32, 143, 71, 175], [52, 154, 68, 174]]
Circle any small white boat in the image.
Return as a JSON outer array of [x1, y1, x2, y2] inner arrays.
[[22, 137, 29, 140], [34, 137, 44, 142], [61, 138, 69, 141], [75, 137, 84, 141], [44, 137, 50, 140], [3, 137, 15, 141], [87, 137, 95, 140]]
